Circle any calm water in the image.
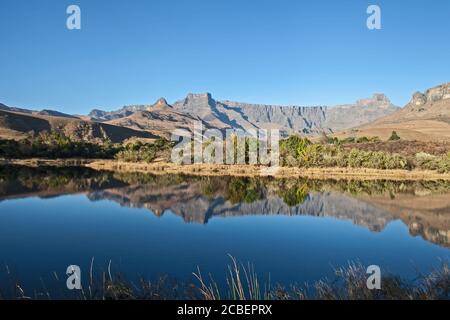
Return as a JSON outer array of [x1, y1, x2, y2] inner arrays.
[[0, 166, 449, 297]]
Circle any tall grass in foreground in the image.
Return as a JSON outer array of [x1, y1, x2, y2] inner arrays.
[[0, 258, 196, 300], [1, 257, 449, 300], [193, 257, 450, 300], [194, 255, 267, 300]]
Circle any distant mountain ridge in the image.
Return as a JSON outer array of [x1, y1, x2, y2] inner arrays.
[[0, 103, 77, 119], [6, 82, 450, 142], [88, 105, 149, 122], [91, 92, 399, 137], [106, 98, 203, 138]]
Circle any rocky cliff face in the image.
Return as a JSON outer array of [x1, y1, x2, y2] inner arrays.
[[419, 82, 450, 103], [409, 82, 450, 110], [170, 92, 397, 134], [224, 93, 398, 134], [372, 82, 450, 123], [221, 100, 327, 134], [324, 94, 398, 132], [88, 92, 399, 136], [346, 83, 450, 142], [172, 93, 249, 129]]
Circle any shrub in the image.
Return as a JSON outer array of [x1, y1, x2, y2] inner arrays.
[[298, 144, 325, 167], [346, 148, 409, 170], [280, 136, 311, 156], [0, 131, 120, 159], [115, 138, 173, 163], [415, 152, 450, 173], [356, 136, 370, 143], [389, 131, 401, 141], [339, 137, 356, 144], [279, 135, 410, 170]]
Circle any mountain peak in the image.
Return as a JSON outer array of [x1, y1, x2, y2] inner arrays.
[[187, 92, 212, 100], [175, 92, 216, 110], [355, 93, 392, 108], [372, 93, 390, 103], [156, 97, 168, 105], [148, 97, 171, 111]]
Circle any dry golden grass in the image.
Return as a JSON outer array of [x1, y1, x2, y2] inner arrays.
[[71, 159, 450, 181], [2, 157, 450, 180], [336, 119, 450, 143]]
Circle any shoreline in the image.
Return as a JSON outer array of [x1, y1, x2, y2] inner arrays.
[[1, 158, 450, 181]]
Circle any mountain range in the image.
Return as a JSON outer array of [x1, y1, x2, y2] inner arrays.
[[0, 82, 449, 142], [339, 82, 450, 142], [91, 92, 398, 137]]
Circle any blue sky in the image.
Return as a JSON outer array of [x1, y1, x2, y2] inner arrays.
[[0, 0, 449, 114]]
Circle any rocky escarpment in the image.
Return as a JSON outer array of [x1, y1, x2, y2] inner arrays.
[[88, 92, 399, 136], [172, 93, 255, 130], [337, 82, 450, 142], [224, 93, 398, 134], [411, 83, 450, 107], [324, 94, 398, 132], [170, 92, 397, 135], [368, 82, 450, 125], [220, 100, 327, 134], [405, 82, 450, 117]]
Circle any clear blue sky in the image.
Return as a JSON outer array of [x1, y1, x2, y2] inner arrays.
[[1, 0, 449, 114]]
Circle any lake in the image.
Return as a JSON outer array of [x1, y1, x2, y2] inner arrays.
[[0, 165, 449, 298]]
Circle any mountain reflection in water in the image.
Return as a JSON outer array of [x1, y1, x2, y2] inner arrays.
[[1, 165, 449, 248]]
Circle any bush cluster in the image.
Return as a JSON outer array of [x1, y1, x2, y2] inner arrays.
[[0, 131, 119, 159], [280, 135, 410, 170], [323, 136, 381, 145], [415, 152, 450, 173], [115, 138, 174, 163]]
